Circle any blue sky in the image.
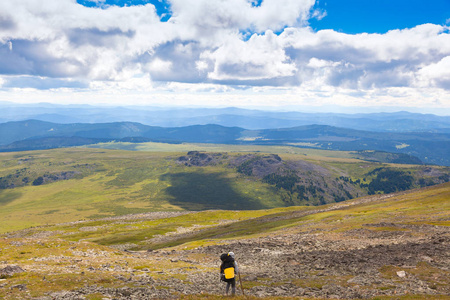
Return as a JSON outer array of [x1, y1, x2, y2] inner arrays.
[[1, 0, 449, 113], [77, 0, 450, 33], [310, 0, 450, 34]]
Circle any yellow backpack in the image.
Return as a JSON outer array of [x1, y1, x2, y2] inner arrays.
[[220, 253, 236, 280], [224, 266, 235, 279]]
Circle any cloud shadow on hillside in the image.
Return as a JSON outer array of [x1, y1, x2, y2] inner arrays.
[[0, 190, 22, 206], [160, 171, 268, 210]]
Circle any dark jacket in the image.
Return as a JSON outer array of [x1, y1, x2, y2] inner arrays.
[[220, 256, 238, 282]]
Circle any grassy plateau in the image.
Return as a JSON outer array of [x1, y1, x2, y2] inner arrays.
[[0, 144, 448, 232]]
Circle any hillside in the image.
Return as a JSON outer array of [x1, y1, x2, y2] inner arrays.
[[1, 183, 448, 299], [0, 147, 448, 233], [1, 120, 450, 165]]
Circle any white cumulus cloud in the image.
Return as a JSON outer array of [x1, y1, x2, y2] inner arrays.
[[0, 0, 449, 110], [417, 56, 450, 89]]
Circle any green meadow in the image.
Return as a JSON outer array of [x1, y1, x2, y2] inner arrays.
[[3, 180, 448, 253], [52, 182, 448, 251], [84, 141, 359, 159], [0, 143, 448, 233], [1, 147, 286, 232]]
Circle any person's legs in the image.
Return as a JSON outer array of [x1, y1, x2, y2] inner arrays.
[[231, 278, 236, 295], [225, 279, 236, 296]]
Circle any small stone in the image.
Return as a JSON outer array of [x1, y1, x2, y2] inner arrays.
[[421, 256, 433, 263], [396, 271, 406, 278], [245, 275, 258, 281], [11, 284, 27, 291]]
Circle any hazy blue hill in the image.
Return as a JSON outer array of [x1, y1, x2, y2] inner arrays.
[[169, 114, 305, 129], [27, 113, 86, 124], [259, 125, 450, 141], [1, 102, 450, 132], [1, 119, 449, 165], [71, 122, 152, 139], [0, 120, 236, 146], [0, 120, 58, 145], [0, 136, 110, 152], [260, 125, 361, 140], [255, 125, 450, 165], [0, 121, 245, 145], [0, 120, 154, 145], [143, 124, 244, 143]]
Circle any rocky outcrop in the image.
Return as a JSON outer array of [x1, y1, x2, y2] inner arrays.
[[0, 265, 25, 277]]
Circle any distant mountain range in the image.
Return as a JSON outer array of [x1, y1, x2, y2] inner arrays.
[[1, 102, 450, 132], [1, 119, 449, 166]]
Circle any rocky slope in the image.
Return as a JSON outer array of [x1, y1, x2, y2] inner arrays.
[[0, 185, 449, 299]]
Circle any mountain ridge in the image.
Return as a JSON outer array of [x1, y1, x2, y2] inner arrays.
[[1, 102, 450, 131], [1, 119, 449, 165]]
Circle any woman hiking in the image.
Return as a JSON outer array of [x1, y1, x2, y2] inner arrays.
[[220, 251, 239, 296]]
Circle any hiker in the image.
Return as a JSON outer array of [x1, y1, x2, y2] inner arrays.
[[220, 251, 239, 296]]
